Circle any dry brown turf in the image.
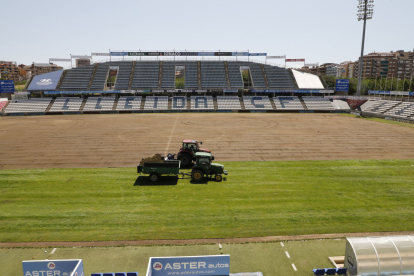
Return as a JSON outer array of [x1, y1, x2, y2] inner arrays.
[[1, 113, 414, 170]]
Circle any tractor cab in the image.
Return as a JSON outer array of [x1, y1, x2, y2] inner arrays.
[[191, 152, 227, 182], [177, 139, 211, 167]]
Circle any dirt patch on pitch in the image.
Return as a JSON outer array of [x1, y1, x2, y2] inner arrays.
[[1, 113, 414, 169]]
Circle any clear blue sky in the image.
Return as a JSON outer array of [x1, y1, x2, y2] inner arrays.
[[1, 0, 413, 67]]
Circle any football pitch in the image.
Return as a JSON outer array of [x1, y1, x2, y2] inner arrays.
[[1, 159, 414, 243]]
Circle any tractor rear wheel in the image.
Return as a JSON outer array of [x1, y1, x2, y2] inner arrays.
[[179, 154, 192, 167], [191, 170, 204, 182], [215, 174, 223, 182], [149, 173, 159, 182]]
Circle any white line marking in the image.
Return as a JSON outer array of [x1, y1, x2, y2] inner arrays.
[[292, 263, 297, 271], [165, 115, 179, 154], [51, 248, 57, 254], [285, 251, 290, 258], [280, 242, 284, 247]]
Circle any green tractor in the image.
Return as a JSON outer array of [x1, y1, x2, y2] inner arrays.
[[191, 152, 228, 182]]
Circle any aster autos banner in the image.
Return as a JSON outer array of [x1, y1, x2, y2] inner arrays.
[[27, 70, 64, 91], [23, 259, 84, 276], [147, 255, 230, 276]]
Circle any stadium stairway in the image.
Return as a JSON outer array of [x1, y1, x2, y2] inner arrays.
[[139, 97, 146, 110], [187, 97, 191, 110], [55, 70, 67, 90], [168, 97, 172, 110], [213, 96, 218, 110], [260, 64, 270, 88], [299, 97, 308, 110], [224, 61, 231, 89], [158, 61, 163, 89], [45, 99, 56, 112], [269, 97, 276, 110], [128, 61, 136, 90], [112, 98, 119, 111], [87, 64, 99, 90], [239, 97, 245, 109], [79, 98, 87, 112], [197, 61, 202, 88]]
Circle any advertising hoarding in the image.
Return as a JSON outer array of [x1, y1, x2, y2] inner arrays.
[[336, 79, 350, 92], [0, 80, 15, 93], [147, 255, 230, 276], [28, 70, 64, 91], [23, 259, 84, 276]]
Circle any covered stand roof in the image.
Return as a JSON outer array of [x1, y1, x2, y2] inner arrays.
[[345, 236, 414, 276]]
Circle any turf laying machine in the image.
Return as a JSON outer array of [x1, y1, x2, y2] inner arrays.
[[137, 152, 227, 183]]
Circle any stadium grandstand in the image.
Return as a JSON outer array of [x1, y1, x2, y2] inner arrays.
[[1, 51, 412, 120]]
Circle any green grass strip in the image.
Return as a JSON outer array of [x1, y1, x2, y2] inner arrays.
[[1, 159, 414, 242]]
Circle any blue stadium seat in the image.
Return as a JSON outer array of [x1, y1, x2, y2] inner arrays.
[[91, 273, 102, 276], [336, 268, 347, 275], [115, 273, 126, 276], [325, 268, 336, 275], [126, 272, 138, 276], [103, 273, 115, 276], [312, 268, 325, 275]]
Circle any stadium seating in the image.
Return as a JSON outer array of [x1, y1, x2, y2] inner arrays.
[[161, 62, 198, 89], [116, 96, 142, 111], [190, 96, 214, 110], [114, 62, 133, 90], [131, 62, 159, 89], [384, 102, 414, 118], [243, 96, 273, 109], [273, 96, 304, 110], [144, 96, 168, 110], [49, 98, 83, 112], [302, 96, 335, 110], [331, 100, 351, 110], [59, 65, 95, 90], [336, 268, 347, 275], [82, 97, 115, 111], [312, 269, 325, 276], [200, 62, 227, 88], [363, 100, 401, 114], [4, 98, 52, 113], [171, 96, 187, 110], [325, 268, 336, 275], [90, 64, 110, 90], [216, 96, 241, 109], [0, 100, 7, 111], [263, 64, 295, 89], [115, 273, 126, 276], [248, 63, 267, 88], [226, 62, 244, 88], [126, 273, 138, 276]]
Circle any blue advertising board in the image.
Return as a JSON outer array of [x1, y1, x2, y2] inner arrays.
[[147, 255, 230, 276], [336, 79, 350, 92], [23, 259, 84, 276], [0, 80, 15, 93], [28, 70, 64, 91]]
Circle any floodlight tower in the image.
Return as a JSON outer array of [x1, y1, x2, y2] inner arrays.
[[356, 0, 374, 96]]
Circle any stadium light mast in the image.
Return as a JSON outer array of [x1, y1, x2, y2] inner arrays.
[[356, 0, 374, 96]]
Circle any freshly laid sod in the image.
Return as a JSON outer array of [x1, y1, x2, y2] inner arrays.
[[0, 239, 345, 276], [1, 159, 414, 242]]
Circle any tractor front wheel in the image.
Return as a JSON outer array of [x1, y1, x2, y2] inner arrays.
[[179, 154, 192, 167], [149, 173, 160, 182], [215, 174, 223, 182], [191, 170, 204, 182]]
